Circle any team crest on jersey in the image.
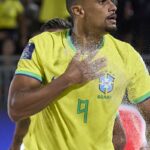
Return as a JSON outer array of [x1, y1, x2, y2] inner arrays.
[[21, 43, 35, 59], [99, 73, 115, 94]]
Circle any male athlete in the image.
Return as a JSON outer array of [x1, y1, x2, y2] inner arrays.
[[8, 0, 150, 150], [9, 18, 126, 150]]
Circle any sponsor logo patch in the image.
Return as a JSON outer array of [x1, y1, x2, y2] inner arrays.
[[21, 43, 35, 59]]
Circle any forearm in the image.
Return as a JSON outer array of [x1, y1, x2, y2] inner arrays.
[[138, 100, 150, 145], [143, 114, 150, 145], [113, 116, 126, 150], [13, 119, 30, 143], [10, 118, 30, 150], [9, 53, 107, 121], [9, 75, 71, 121], [113, 134, 126, 150]]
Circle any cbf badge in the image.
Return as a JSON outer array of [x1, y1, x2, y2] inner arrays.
[[21, 43, 35, 59], [99, 73, 115, 94]]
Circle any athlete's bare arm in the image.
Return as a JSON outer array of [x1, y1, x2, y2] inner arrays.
[[113, 116, 126, 150], [138, 100, 150, 147], [8, 51, 106, 122], [9, 118, 30, 150]]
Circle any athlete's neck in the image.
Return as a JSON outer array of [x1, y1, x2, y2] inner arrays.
[[71, 27, 104, 53]]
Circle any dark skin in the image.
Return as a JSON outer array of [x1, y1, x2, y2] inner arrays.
[[138, 102, 150, 148], [9, 119, 30, 150], [8, 50, 106, 121], [113, 116, 126, 150], [9, 31, 125, 150], [8, 0, 150, 149], [8, 0, 117, 120], [9, 50, 106, 150], [70, 0, 117, 51]]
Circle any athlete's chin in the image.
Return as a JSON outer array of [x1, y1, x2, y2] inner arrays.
[[105, 25, 117, 33]]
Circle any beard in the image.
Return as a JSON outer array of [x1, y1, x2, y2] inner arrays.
[[105, 26, 117, 33], [105, 24, 117, 33]]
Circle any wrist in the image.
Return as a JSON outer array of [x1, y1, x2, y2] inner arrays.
[[60, 73, 74, 87]]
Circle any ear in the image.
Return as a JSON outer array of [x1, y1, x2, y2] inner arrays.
[[71, 5, 84, 17]]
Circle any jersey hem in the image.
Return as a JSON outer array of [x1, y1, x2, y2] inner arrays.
[[15, 70, 42, 82], [132, 91, 150, 104]]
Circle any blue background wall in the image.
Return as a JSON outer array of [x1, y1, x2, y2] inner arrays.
[[0, 109, 15, 150]]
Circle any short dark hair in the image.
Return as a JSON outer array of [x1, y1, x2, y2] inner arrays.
[[40, 18, 72, 31]]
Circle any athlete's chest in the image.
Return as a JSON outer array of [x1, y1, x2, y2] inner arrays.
[[42, 46, 129, 99], [42, 46, 130, 125]]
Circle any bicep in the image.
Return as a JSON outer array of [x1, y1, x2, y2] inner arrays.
[[8, 75, 41, 105], [137, 99, 150, 145], [137, 98, 150, 122]]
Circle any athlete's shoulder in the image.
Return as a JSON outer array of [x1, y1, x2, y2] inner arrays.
[[30, 31, 59, 41], [105, 34, 130, 48], [30, 30, 66, 44], [105, 34, 140, 58], [26, 30, 67, 60]]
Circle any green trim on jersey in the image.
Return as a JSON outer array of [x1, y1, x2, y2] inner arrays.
[[132, 91, 150, 104], [15, 70, 42, 82], [66, 30, 76, 52]]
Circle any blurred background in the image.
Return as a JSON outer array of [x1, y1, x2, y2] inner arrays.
[[0, 0, 150, 149]]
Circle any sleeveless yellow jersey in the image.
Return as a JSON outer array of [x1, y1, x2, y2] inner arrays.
[[15, 30, 150, 150]]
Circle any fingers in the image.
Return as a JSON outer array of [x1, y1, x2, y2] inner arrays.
[[71, 50, 107, 83], [92, 72, 105, 80], [84, 71, 105, 82], [82, 57, 107, 81], [84, 50, 98, 62], [88, 57, 107, 73], [90, 57, 107, 67]]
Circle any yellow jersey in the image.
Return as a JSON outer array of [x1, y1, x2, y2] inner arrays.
[[0, 0, 24, 29], [15, 30, 150, 150], [39, 0, 69, 23]]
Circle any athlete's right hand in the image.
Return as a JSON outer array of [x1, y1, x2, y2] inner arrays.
[[63, 50, 107, 85]]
